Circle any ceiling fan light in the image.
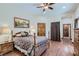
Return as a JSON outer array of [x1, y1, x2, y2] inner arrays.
[[40, 3, 44, 7], [44, 6, 48, 9], [36, 3, 55, 12], [62, 6, 66, 9]]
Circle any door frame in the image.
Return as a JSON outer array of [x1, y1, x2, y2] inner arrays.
[[63, 24, 71, 40]]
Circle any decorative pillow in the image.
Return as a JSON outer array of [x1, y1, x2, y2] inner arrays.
[[13, 32, 22, 37], [24, 31, 28, 36], [21, 31, 26, 37], [16, 34, 21, 36], [13, 31, 29, 37]]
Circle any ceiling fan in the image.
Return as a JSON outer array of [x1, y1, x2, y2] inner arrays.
[[36, 3, 55, 12]]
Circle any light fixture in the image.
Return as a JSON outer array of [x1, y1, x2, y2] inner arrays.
[[2, 24, 10, 34], [44, 5, 48, 9], [30, 26, 35, 35], [37, 3, 55, 12], [62, 6, 66, 9]]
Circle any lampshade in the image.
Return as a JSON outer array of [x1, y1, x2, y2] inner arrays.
[[1, 24, 10, 34], [30, 26, 35, 35], [31, 29, 35, 33]]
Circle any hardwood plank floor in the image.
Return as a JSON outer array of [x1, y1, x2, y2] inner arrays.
[[43, 38, 74, 56], [4, 49, 25, 56], [4, 38, 74, 56]]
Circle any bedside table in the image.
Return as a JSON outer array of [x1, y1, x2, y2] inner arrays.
[[0, 42, 13, 56]]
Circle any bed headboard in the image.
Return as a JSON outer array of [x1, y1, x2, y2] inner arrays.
[[13, 31, 29, 37]]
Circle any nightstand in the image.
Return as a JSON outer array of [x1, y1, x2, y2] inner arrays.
[[0, 42, 13, 56]]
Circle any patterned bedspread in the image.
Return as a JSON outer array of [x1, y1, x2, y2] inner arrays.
[[13, 36, 48, 55], [13, 36, 34, 50]]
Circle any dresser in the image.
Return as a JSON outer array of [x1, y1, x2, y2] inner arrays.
[[74, 29, 79, 56], [0, 42, 13, 55]]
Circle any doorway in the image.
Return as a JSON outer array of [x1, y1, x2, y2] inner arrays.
[[63, 24, 71, 39], [51, 22, 60, 41]]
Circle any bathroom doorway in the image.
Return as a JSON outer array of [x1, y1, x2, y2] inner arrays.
[[63, 24, 71, 39]]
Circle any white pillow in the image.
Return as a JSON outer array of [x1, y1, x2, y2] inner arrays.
[[16, 34, 21, 36], [21, 31, 26, 36]]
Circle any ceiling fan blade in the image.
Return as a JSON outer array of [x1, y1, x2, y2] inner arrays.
[[49, 3, 55, 5], [43, 3, 48, 6], [37, 6, 42, 8], [43, 9, 45, 12], [45, 3, 49, 5], [48, 7, 53, 10]]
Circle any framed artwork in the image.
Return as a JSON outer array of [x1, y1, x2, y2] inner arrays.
[[14, 17, 29, 28], [37, 23, 46, 36]]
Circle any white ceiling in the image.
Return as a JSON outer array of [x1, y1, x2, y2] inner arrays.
[[0, 3, 78, 18], [24, 3, 78, 16]]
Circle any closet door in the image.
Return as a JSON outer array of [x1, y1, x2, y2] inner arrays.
[[51, 22, 60, 41], [56, 22, 60, 41], [51, 22, 56, 41]]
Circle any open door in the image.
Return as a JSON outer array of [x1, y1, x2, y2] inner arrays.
[[51, 22, 60, 41], [63, 24, 71, 39]]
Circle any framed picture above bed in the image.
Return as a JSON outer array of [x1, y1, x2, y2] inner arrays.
[[14, 17, 30, 28]]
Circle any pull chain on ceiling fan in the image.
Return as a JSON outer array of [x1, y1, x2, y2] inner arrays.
[[37, 3, 55, 12]]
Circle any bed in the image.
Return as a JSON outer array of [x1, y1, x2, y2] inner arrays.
[[12, 31, 48, 56]]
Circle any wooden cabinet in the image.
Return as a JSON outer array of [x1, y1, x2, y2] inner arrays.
[[74, 29, 79, 55], [0, 42, 13, 55]]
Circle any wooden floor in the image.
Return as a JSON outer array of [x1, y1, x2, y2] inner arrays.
[[4, 49, 25, 56], [43, 38, 74, 56], [4, 38, 74, 56]]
